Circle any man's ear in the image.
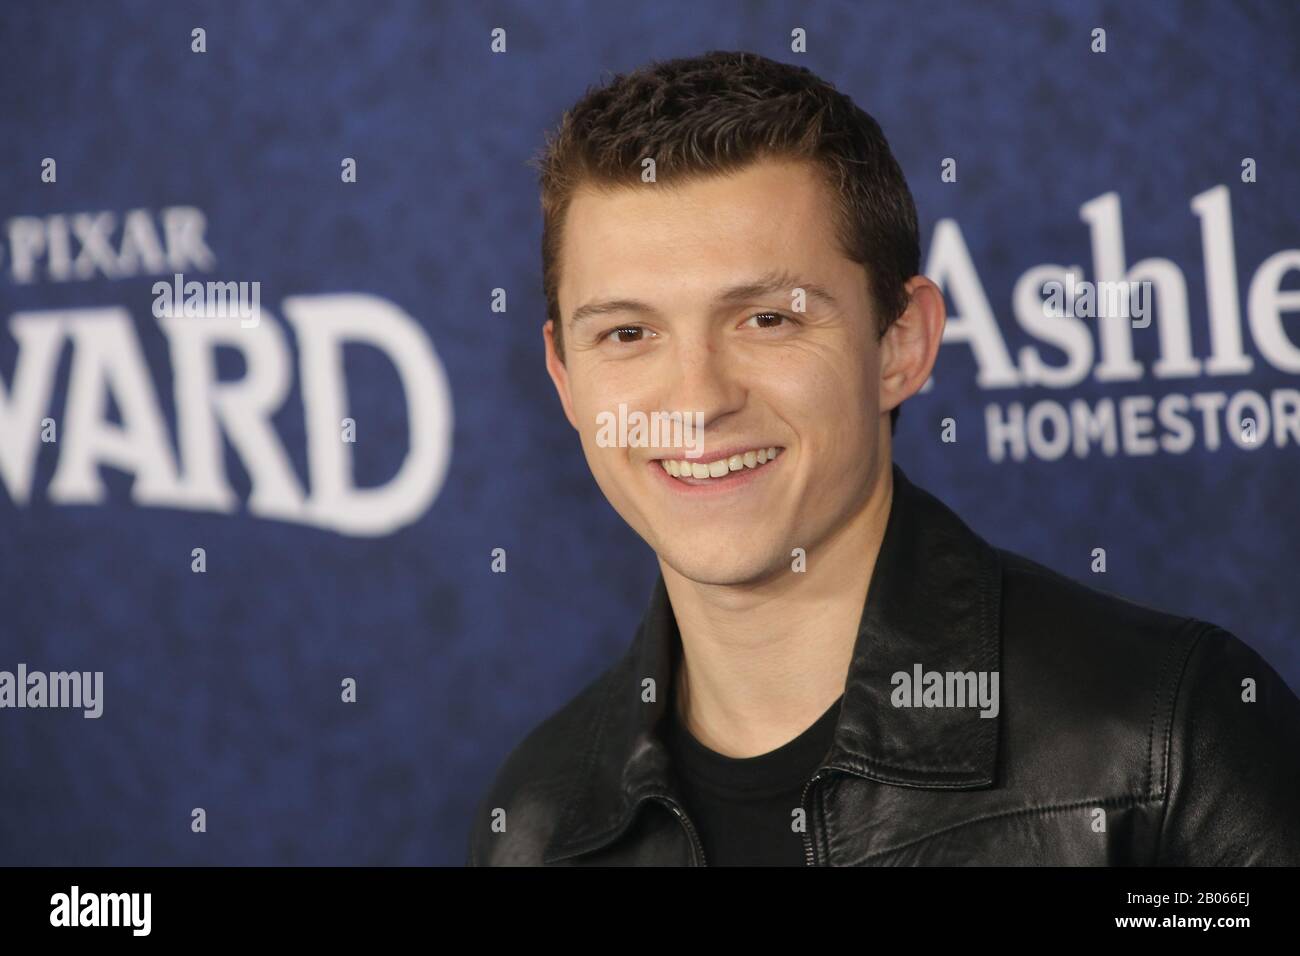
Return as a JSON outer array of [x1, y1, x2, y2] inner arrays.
[[879, 275, 946, 418], [543, 320, 580, 431]]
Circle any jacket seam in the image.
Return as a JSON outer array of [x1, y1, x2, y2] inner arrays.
[[1149, 619, 1216, 865], [857, 793, 1160, 862], [828, 755, 996, 781], [1145, 619, 1187, 799], [979, 547, 1000, 768]]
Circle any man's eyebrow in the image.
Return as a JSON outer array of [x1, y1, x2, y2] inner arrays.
[[715, 270, 840, 311], [569, 270, 839, 327], [569, 297, 657, 328]]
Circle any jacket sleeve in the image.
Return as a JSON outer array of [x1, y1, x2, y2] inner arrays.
[[1156, 624, 1300, 864]]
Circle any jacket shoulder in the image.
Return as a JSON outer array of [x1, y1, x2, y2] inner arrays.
[[465, 664, 614, 866], [1157, 622, 1300, 863], [993, 547, 1207, 800], [997, 546, 1197, 649], [993, 547, 1300, 862]]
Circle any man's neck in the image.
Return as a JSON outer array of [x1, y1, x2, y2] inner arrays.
[[662, 464, 894, 758]]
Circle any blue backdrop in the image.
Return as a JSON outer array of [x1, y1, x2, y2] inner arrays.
[[1, 0, 1296, 865]]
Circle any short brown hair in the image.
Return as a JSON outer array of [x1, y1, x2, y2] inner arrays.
[[531, 50, 920, 433]]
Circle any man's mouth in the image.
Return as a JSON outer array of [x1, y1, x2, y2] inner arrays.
[[656, 446, 783, 483]]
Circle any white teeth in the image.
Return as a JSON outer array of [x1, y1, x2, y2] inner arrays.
[[660, 447, 783, 482]]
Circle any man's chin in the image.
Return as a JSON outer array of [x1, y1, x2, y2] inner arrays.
[[657, 547, 791, 589]]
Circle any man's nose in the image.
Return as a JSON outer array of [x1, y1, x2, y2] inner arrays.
[[666, 336, 746, 424]]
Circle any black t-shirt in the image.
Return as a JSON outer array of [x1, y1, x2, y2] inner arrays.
[[665, 690, 843, 866]]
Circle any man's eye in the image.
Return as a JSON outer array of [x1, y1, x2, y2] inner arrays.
[[744, 312, 789, 329], [605, 326, 647, 344]]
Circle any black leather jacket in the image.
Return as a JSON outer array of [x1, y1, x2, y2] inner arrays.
[[467, 465, 1300, 865]]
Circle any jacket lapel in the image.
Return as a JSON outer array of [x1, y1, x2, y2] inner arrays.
[[543, 574, 681, 863], [824, 463, 1002, 788]]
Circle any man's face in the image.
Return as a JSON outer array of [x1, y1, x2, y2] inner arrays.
[[547, 157, 889, 587]]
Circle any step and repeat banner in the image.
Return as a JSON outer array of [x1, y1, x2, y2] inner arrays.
[[1, 1, 1296, 864]]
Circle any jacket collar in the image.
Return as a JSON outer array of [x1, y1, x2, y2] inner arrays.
[[544, 462, 1003, 864]]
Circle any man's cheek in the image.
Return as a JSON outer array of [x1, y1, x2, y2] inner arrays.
[[585, 444, 633, 492]]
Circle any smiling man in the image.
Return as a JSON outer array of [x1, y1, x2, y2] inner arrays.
[[467, 51, 1300, 866]]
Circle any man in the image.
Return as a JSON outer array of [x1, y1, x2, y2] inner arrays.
[[467, 50, 1300, 866]]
